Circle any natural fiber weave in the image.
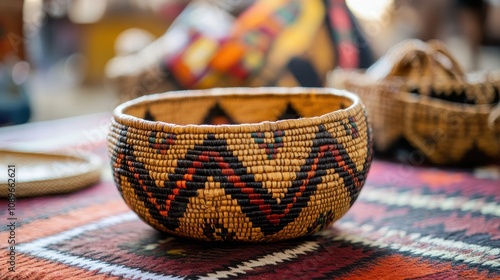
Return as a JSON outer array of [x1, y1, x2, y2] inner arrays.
[[0, 150, 102, 197], [108, 87, 373, 242], [330, 40, 500, 165]]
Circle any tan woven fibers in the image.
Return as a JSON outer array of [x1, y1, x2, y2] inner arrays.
[[0, 150, 101, 197], [330, 40, 500, 164], [108, 87, 373, 241]]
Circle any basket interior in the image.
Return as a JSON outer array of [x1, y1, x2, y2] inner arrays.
[[122, 92, 354, 125]]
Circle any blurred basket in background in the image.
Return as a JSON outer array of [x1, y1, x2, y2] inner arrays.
[[330, 39, 500, 165]]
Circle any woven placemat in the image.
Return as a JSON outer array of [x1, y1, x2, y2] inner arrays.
[[0, 149, 102, 197]]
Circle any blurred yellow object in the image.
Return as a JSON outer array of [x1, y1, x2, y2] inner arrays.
[[80, 13, 168, 84]]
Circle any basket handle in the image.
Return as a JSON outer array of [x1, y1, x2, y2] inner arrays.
[[386, 45, 432, 81], [489, 103, 500, 132], [427, 40, 466, 82], [384, 40, 466, 89]]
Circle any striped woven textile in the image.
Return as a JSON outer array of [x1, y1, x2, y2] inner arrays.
[[0, 113, 499, 279]]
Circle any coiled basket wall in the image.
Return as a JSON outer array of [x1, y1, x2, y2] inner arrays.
[[108, 87, 373, 242]]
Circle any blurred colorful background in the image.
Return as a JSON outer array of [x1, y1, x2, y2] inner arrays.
[[1, 0, 499, 124]]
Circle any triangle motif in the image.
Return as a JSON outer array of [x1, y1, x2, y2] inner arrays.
[[278, 103, 301, 120], [202, 103, 234, 125]]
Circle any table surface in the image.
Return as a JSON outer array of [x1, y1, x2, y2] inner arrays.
[[0, 113, 499, 279]]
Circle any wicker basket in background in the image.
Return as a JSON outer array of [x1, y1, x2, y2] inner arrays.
[[330, 40, 500, 165], [107, 87, 373, 241]]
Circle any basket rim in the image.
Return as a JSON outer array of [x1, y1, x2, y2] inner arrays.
[[112, 87, 364, 134]]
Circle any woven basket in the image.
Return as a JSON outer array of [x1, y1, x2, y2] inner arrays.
[[108, 87, 372, 242], [330, 40, 500, 165]]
